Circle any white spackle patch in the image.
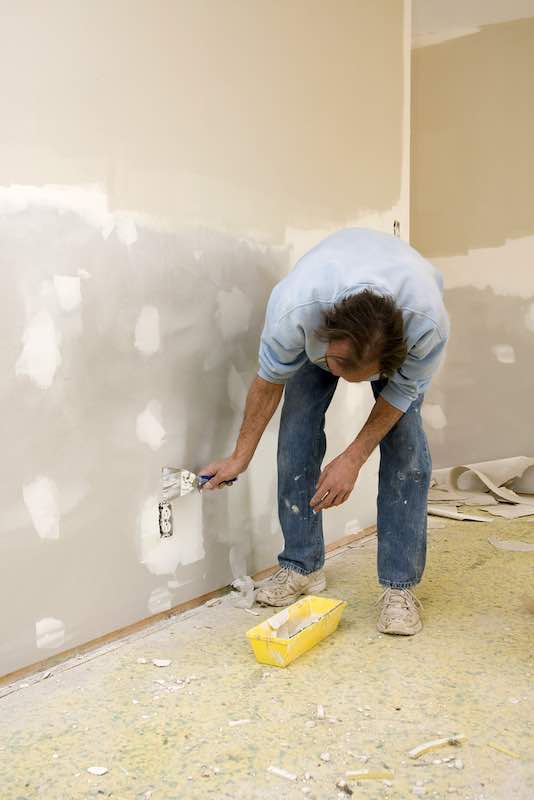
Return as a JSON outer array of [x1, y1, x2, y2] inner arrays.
[[53, 275, 82, 311], [148, 587, 172, 614], [344, 518, 361, 535], [0, 184, 154, 244], [227, 364, 248, 413], [136, 400, 166, 450], [138, 493, 204, 575], [229, 543, 248, 579], [525, 302, 534, 334], [134, 306, 160, 355], [16, 310, 61, 388], [492, 344, 516, 364], [23, 476, 61, 539], [215, 287, 252, 339], [115, 216, 138, 246], [422, 403, 448, 430], [36, 617, 65, 649]]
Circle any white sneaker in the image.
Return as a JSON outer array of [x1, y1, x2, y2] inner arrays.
[[255, 567, 326, 607], [376, 587, 423, 635]]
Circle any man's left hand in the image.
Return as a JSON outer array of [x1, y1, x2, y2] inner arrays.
[[310, 450, 362, 512]]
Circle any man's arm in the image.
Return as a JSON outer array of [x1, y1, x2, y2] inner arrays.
[[310, 395, 403, 511], [200, 376, 284, 489]]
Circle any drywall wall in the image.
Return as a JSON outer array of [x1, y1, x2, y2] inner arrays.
[[411, 9, 534, 466], [0, 0, 410, 676]]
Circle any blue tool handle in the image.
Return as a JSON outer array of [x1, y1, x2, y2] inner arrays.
[[199, 474, 238, 488]]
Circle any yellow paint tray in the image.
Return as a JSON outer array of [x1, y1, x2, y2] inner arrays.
[[246, 595, 347, 667]]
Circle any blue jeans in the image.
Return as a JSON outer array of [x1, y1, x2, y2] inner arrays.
[[277, 360, 432, 588]]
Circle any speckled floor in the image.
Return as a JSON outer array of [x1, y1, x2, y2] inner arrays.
[[1, 517, 533, 800]]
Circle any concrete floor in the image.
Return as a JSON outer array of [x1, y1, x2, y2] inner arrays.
[[1, 517, 533, 800]]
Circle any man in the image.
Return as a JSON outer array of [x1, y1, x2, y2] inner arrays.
[[201, 228, 449, 635]]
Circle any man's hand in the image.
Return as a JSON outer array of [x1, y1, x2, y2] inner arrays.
[[310, 450, 362, 512], [198, 455, 248, 490]]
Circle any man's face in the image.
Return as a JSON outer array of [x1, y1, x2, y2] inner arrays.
[[325, 339, 380, 383]]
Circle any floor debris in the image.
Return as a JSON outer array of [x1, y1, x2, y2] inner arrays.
[[316, 703, 325, 719], [488, 536, 534, 552], [427, 506, 492, 523], [267, 765, 297, 781], [345, 769, 394, 781], [152, 659, 171, 667], [408, 734, 466, 759], [228, 576, 257, 609], [488, 742, 521, 759], [243, 607, 260, 616], [335, 778, 353, 795], [87, 766, 108, 775], [228, 719, 251, 727], [320, 751, 331, 762]]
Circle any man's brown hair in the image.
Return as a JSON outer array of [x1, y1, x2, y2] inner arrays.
[[316, 290, 407, 377]]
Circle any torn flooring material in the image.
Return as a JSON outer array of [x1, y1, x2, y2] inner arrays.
[[428, 456, 534, 521]]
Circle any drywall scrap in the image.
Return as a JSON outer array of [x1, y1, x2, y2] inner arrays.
[[428, 456, 534, 522], [488, 537, 534, 553], [427, 506, 492, 523]]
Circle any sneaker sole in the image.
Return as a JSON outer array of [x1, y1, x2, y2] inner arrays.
[[256, 577, 327, 607], [376, 619, 423, 636]]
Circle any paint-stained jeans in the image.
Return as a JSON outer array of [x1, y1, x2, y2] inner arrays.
[[277, 361, 432, 588]]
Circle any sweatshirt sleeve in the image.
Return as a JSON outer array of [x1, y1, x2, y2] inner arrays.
[[258, 289, 308, 383], [380, 327, 448, 413]]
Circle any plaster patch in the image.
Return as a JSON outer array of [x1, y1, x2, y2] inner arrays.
[[148, 586, 172, 614], [413, 2, 534, 48], [23, 476, 60, 539], [422, 403, 448, 430], [16, 310, 61, 388], [524, 302, 534, 333], [433, 235, 534, 298], [138, 493, 204, 575], [215, 287, 252, 339], [136, 401, 166, 450], [344, 518, 362, 535], [0, 184, 152, 241], [36, 617, 65, 649], [492, 344, 516, 364], [227, 364, 248, 413], [134, 306, 160, 355], [53, 275, 81, 311], [115, 216, 138, 246], [229, 543, 249, 578]]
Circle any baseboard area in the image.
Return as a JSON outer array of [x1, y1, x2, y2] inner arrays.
[[0, 526, 376, 688]]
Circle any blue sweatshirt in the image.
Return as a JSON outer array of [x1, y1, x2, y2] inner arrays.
[[258, 228, 449, 413]]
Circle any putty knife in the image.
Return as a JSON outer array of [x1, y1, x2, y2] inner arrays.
[[158, 467, 237, 537]]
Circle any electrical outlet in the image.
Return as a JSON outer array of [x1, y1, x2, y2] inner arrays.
[[158, 501, 173, 537]]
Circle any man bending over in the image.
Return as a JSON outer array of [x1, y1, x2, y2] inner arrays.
[[201, 228, 449, 635]]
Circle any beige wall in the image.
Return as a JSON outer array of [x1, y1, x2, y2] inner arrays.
[[0, 0, 410, 675], [411, 14, 534, 466]]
